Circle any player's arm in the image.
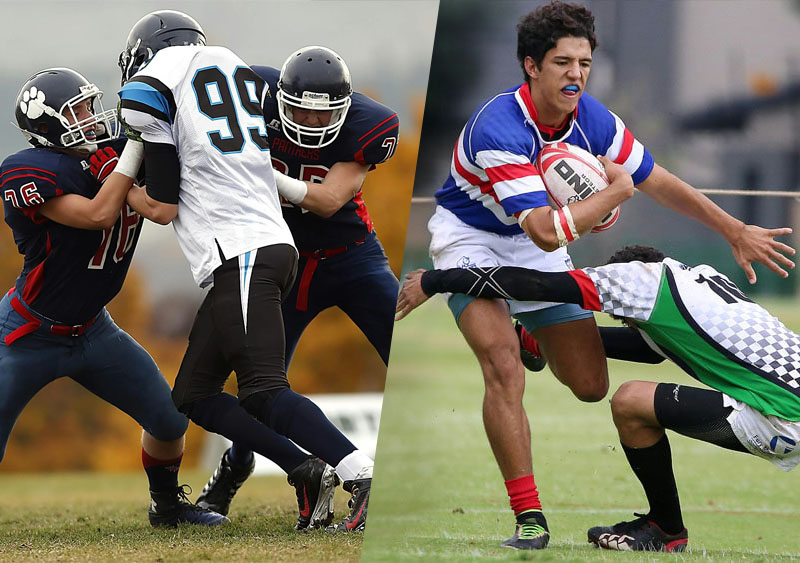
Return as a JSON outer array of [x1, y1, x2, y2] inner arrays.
[[520, 157, 634, 251], [396, 266, 588, 320], [126, 141, 179, 225], [637, 164, 794, 283], [38, 142, 144, 230], [274, 161, 369, 218]]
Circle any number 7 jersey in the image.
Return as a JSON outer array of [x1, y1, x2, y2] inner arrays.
[[119, 45, 294, 287]]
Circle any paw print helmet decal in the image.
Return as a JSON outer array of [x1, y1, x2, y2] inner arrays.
[[14, 67, 118, 150]]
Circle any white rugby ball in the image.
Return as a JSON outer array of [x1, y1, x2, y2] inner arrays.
[[536, 142, 619, 233]]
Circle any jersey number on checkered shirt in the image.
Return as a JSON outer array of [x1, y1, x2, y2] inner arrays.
[[695, 274, 753, 304], [192, 66, 270, 154]]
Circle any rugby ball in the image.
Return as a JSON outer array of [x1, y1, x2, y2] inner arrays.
[[536, 142, 619, 232]]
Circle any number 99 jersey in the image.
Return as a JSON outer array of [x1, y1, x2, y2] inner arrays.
[[119, 46, 294, 287], [253, 65, 399, 251]]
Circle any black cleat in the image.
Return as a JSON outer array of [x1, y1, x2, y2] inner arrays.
[[326, 477, 370, 532], [515, 322, 547, 372], [588, 513, 688, 552], [501, 510, 550, 550], [196, 448, 255, 516], [149, 484, 229, 528], [287, 456, 339, 530]]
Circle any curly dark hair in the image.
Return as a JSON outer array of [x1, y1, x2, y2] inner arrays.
[[606, 245, 666, 265], [517, 1, 598, 80]]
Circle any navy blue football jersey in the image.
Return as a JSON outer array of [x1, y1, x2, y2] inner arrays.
[[0, 139, 142, 324], [253, 66, 399, 250]]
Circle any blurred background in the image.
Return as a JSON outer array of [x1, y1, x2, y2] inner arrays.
[[406, 0, 800, 296], [0, 0, 437, 472]]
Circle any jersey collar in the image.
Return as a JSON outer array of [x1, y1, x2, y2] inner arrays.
[[515, 83, 578, 145]]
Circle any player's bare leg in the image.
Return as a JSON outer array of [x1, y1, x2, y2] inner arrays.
[[610, 381, 663, 446], [458, 298, 548, 549], [532, 318, 608, 402], [588, 381, 687, 552]]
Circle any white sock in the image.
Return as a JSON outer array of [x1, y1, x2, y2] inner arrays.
[[335, 450, 373, 482]]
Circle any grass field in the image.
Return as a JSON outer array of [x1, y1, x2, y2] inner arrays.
[[0, 470, 360, 562], [363, 298, 800, 561]]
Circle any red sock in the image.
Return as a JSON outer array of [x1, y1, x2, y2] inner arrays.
[[142, 449, 182, 492], [519, 327, 541, 357], [505, 474, 542, 515]]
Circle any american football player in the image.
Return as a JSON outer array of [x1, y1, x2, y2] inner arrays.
[[117, 11, 374, 532], [197, 46, 397, 532], [0, 67, 227, 527]]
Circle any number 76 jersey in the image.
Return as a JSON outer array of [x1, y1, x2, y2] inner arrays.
[[578, 258, 800, 420], [119, 45, 294, 287]]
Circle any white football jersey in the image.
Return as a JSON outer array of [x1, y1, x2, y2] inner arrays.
[[119, 45, 294, 287]]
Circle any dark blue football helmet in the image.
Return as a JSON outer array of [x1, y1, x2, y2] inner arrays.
[[277, 46, 353, 148], [118, 10, 206, 85]]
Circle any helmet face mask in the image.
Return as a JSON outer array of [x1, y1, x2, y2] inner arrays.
[[277, 46, 353, 149], [15, 68, 118, 152], [118, 10, 206, 85]]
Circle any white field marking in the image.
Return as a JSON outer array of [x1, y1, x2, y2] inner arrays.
[[387, 505, 800, 519]]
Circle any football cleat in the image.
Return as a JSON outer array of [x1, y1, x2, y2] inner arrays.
[[287, 456, 340, 530], [515, 322, 547, 372], [501, 510, 550, 550], [149, 484, 229, 528], [326, 477, 370, 532], [587, 513, 688, 552], [196, 447, 255, 516]]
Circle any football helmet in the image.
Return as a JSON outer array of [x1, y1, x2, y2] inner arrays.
[[277, 46, 353, 148], [118, 10, 206, 85], [14, 68, 117, 151]]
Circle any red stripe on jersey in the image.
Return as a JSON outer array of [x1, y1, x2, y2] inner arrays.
[[358, 114, 398, 142], [485, 162, 539, 184], [452, 139, 500, 205], [352, 190, 373, 232], [557, 209, 575, 242], [0, 167, 57, 179], [354, 123, 400, 164], [0, 173, 57, 188], [20, 205, 47, 224], [567, 270, 601, 310], [614, 128, 634, 164], [21, 233, 51, 303]]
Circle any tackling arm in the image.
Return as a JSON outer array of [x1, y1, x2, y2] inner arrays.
[[275, 161, 370, 218], [637, 163, 795, 283], [395, 266, 588, 320], [39, 142, 144, 230]]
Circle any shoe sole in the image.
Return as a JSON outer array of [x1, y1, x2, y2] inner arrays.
[[305, 465, 340, 530]]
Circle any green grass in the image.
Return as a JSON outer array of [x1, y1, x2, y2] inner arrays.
[[364, 298, 800, 561], [0, 470, 360, 562]]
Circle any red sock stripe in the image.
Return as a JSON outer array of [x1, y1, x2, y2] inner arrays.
[[519, 326, 540, 357], [142, 449, 183, 469], [505, 474, 542, 515]]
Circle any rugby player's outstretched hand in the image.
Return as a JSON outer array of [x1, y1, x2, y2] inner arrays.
[[396, 269, 430, 321], [730, 224, 795, 284]]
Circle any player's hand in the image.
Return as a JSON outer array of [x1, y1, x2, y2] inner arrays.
[[395, 269, 430, 321], [729, 224, 795, 284], [598, 156, 635, 200], [89, 146, 120, 184]]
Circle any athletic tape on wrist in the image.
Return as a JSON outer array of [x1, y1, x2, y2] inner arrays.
[[114, 140, 144, 179], [517, 208, 533, 227], [553, 206, 579, 247], [274, 171, 308, 204]]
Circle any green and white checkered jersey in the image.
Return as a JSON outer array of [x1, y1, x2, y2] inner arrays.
[[582, 258, 800, 421]]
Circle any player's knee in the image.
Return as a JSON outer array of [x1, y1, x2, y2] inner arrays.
[[478, 345, 523, 387], [240, 386, 289, 424], [610, 381, 642, 423], [571, 378, 609, 403]]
